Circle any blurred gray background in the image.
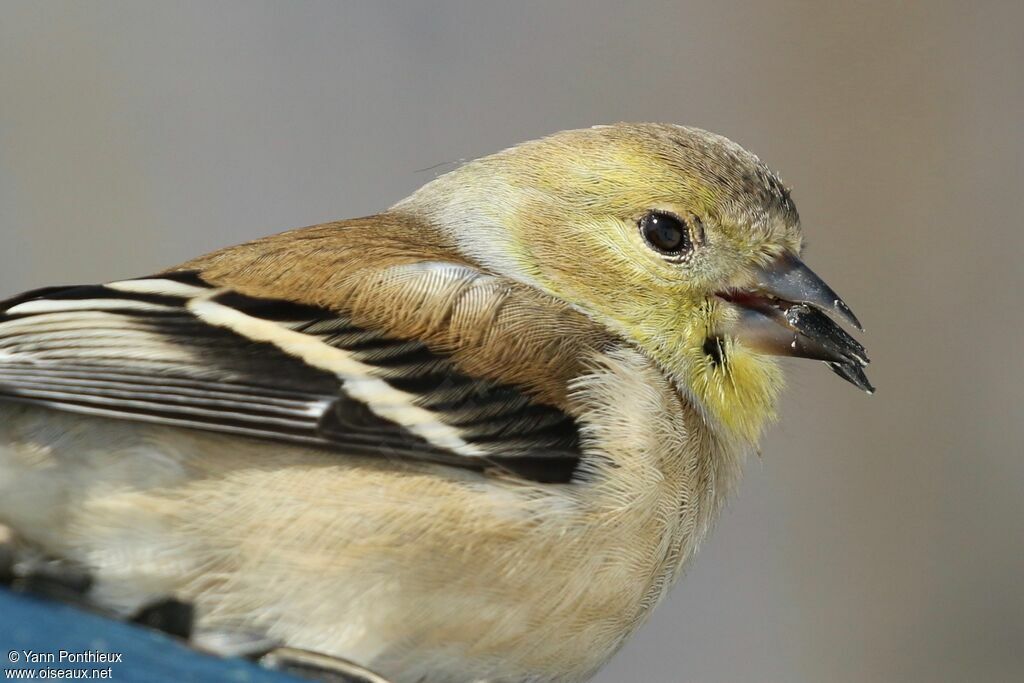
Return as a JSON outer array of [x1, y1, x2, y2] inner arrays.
[[1, 2, 1021, 682]]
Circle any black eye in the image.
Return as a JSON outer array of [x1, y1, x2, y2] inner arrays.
[[639, 211, 692, 257]]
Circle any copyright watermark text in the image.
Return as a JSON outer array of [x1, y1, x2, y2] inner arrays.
[[5, 650, 121, 679]]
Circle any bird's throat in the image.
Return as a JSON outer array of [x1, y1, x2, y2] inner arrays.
[[639, 324, 783, 448]]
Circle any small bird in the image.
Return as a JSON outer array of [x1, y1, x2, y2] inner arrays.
[[0, 124, 870, 683]]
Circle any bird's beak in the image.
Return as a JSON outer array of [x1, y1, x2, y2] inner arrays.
[[718, 252, 873, 393]]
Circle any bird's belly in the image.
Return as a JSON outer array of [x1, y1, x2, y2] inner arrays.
[[0, 404, 655, 683]]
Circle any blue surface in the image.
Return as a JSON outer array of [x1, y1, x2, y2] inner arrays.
[[0, 588, 300, 682]]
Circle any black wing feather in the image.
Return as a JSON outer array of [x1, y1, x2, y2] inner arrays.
[[0, 273, 581, 482]]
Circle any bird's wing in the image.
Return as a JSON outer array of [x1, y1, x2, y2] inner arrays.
[[0, 256, 601, 483]]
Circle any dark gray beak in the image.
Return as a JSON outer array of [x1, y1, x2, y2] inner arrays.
[[720, 253, 873, 393]]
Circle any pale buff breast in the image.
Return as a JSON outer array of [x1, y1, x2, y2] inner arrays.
[[0, 347, 742, 683]]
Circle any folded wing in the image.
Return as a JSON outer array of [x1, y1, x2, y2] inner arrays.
[[0, 270, 581, 482]]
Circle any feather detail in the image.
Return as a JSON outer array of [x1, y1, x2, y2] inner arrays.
[[0, 268, 588, 483]]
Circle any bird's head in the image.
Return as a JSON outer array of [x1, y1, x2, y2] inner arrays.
[[396, 123, 870, 444]]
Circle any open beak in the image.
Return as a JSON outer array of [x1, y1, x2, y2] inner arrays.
[[718, 252, 874, 393]]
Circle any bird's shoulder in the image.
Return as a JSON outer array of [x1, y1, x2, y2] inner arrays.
[[179, 213, 616, 407], [0, 215, 622, 483]]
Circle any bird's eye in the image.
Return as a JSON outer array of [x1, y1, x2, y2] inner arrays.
[[639, 212, 692, 257]]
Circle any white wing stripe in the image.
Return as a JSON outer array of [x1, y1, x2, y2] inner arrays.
[[6, 299, 176, 315], [188, 296, 487, 458], [107, 279, 210, 297], [0, 311, 160, 332]]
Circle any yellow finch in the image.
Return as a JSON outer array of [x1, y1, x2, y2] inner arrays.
[[0, 123, 870, 683]]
